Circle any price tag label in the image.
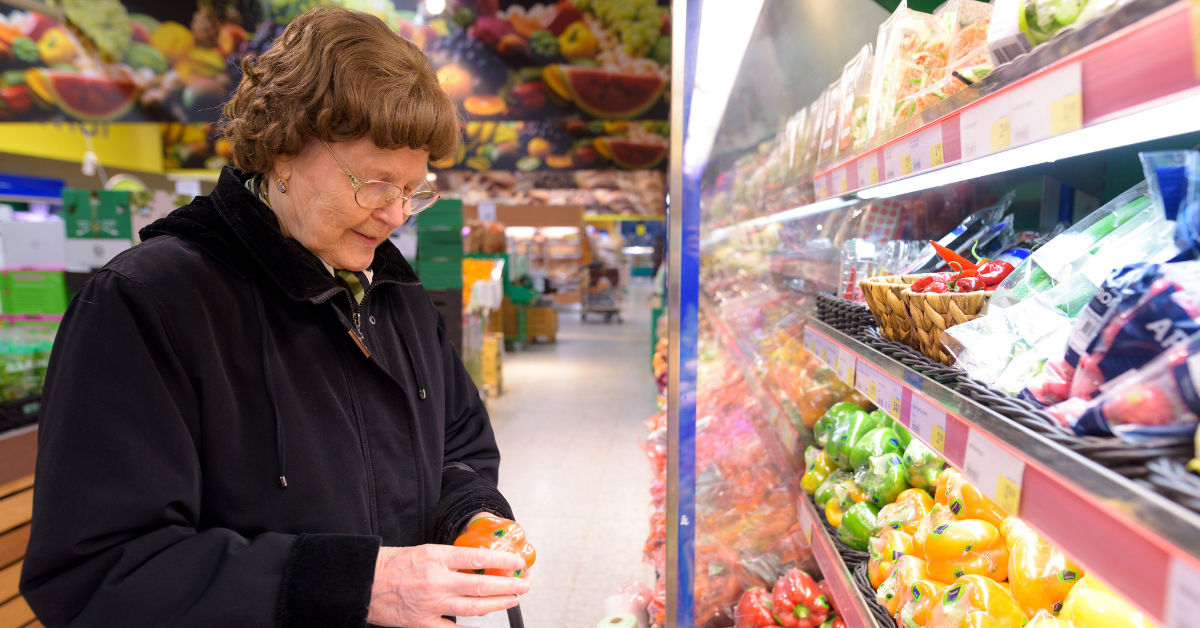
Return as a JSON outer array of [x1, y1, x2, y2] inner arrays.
[[831, 168, 848, 196], [836, 346, 855, 386], [1167, 558, 1200, 628], [901, 154, 913, 176], [805, 327, 839, 370], [963, 429, 1026, 515], [870, 166, 879, 184], [1049, 93, 1082, 137], [908, 394, 947, 452], [855, 361, 903, 419], [930, 142, 945, 167], [857, 158, 874, 189], [991, 118, 1011, 152], [883, 145, 902, 180], [960, 93, 1011, 160], [1010, 62, 1082, 148], [839, 177, 848, 193]]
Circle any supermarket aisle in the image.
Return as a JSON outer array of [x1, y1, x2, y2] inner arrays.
[[468, 282, 660, 628]]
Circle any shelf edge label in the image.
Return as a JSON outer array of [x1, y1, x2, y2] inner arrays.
[[836, 346, 856, 387], [908, 393, 948, 454], [963, 429, 1026, 516], [1167, 557, 1200, 628], [855, 360, 903, 419]]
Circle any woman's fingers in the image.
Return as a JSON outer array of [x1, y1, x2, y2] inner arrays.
[[445, 572, 531, 597], [441, 546, 526, 573], [521, 564, 537, 581], [443, 594, 522, 618]]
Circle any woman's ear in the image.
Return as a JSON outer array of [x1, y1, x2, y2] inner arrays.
[[272, 155, 294, 183]]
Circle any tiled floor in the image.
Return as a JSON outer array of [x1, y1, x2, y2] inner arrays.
[[459, 282, 659, 628]]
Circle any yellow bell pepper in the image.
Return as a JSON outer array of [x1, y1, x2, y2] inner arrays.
[[801, 447, 838, 495], [878, 555, 929, 616], [869, 529, 914, 589], [1028, 610, 1074, 628], [824, 479, 867, 528], [1058, 576, 1160, 628], [876, 488, 934, 535], [896, 579, 946, 628], [37, 27, 77, 65], [928, 575, 1028, 628], [1000, 517, 1083, 616], [557, 21, 597, 61], [935, 469, 1007, 528], [922, 519, 1009, 585], [912, 503, 957, 561]]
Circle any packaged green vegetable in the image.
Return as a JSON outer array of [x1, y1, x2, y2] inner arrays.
[[815, 469, 855, 508], [827, 409, 879, 469], [902, 440, 944, 492], [855, 453, 910, 505], [849, 427, 905, 471]]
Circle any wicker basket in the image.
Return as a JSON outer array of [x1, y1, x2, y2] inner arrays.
[[860, 274, 926, 347], [901, 287, 993, 365]]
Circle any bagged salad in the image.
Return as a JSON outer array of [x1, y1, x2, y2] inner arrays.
[[868, 1, 951, 139], [837, 44, 874, 156]]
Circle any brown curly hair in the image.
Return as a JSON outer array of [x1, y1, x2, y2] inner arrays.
[[221, 6, 460, 173]]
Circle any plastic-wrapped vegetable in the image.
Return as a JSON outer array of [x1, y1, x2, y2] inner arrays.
[[734, 587, 776, 628], [856, 453, 910, 505], [913, 503, 958, 559], [874, 488, 934, 535], [848, 426, 904, 470], [922, 519, 1009, 584], [868, 528, 914, 588], [902, 440, 944, 491], [814, 469, 855, 508], [928, 574, 1028, 628], [801, 447, 839, 495], [1058, 575, 1158, 628], [836, 44, 873, 156], [813, 401, 864, 448], [827, 409, 879, 469], [1001, 517, 1083, 616], [935, 468, 1007, 527], [896, 579, 947, 628], [867, 1, 951, 139], [877, 555, 929, 615], [838, 501, 880, 550], [1050, 331, 1200, 442], [825, 477, 868, 528]]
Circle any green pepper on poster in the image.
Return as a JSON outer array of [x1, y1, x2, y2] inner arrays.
[[856, 453, 910, 506], [827, 410, 879, 469], [902, 440, 945, 492], [838, 501, 881, 550], [814, 469, 854, 508], [848, 427, 905, 471]]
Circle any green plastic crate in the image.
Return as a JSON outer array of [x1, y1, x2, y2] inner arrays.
[[417, 243, 463, 259], [417, 260, 462, 290], [418, 229, 464, 246]]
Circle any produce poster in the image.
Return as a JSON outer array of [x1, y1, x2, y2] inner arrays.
[[0, 0, 669, 171]]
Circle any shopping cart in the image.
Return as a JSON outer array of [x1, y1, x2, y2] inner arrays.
[[580, 264, 623, 323]]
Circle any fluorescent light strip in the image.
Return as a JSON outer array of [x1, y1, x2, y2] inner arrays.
[[702, 196, 860, 246], [857, 92, 1200, 199]]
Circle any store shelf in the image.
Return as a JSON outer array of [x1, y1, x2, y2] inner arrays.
[[702, 298, 882, 628], [813, 1, 1200, 201], [803, 319, 1200, 626]]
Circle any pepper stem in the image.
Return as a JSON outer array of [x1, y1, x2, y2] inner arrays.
[[794, 605, 810, 620]]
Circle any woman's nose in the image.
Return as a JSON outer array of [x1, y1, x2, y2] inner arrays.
[[374, 200, 410, 229]]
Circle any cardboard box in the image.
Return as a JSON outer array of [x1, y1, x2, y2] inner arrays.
[[65, 238, 132, 272], [61, 189, 132, 240], [0, 270, 67, 315], [0, 221, 67, 268], [526, 306, 557, 341], [482, 332, 504, 389]]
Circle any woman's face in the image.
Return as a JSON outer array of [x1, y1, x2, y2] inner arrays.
[[270, 136, 429, 271]]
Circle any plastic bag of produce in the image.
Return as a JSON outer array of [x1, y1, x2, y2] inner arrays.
[[987, 0, 1133, 64], [868, 1, 952, 139], [837, 44, 874, 156], [902, 192, 1013, 275], [1049, 331, 1200, 441], [817, 79, 843, 166]]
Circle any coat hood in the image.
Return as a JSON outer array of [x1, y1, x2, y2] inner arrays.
[[140, 166, 420, 303]]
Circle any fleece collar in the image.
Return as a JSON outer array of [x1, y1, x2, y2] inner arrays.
[[140, 167, 420, 302]]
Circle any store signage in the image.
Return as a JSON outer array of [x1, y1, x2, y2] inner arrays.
[[906, 392, 948, 454], [855, 360, 903, 419], [963, 429, 1026, 516], [835, 346, 856, 387], [1167, 557, 1200, 628]]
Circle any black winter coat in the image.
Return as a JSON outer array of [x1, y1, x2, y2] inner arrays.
[[20, 168, 514, 627]]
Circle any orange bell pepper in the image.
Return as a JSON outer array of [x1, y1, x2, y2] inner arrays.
[[895, 579, 947, 628], [875, 488, 934, 535], [1027, 610, 1074, 628], [868, 529, 915, 589], [912, 503, 957, 561], [935, 469, 1007, 528], [1000, 517, 1083, 616], [877, 555, 929, 615], [453, 516, 536, 577], [928, 575, 1028, 628], [922, 519, 1009, 585]]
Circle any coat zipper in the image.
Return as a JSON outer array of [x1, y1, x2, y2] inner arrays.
[[339, 348, 379, 534]]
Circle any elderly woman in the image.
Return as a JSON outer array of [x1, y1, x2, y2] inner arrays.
[[20, 7, 531, 628]]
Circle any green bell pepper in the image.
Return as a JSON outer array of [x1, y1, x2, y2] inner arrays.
[[848, 427, 905, 471], [814, 402, 862, 448], [902, 440, 944, 492], [838, 501, 880, 550], [827, 410, 879, 469], [814, 469, 854, 508], [855, 453, 910, 506]]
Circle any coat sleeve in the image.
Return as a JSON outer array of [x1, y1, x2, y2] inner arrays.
[[19, 269, 380, 628], [431, 308, 514, 546]]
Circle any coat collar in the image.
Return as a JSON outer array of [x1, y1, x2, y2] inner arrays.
[[141, 167, 420, 302]]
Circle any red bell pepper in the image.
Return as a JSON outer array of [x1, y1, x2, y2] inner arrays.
[[772, 569, 831, 628], [735, 587, 777, 628], [977, 260, 1015, 287], [911, 273, 952, 293], [817, 580, 838, 614], [952, 276, 986, 293], [925, 281, 948, 294], [452, 516, 536, 577], [930, 241, 978, 272]]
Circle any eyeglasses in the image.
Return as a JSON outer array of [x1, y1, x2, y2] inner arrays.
[[320, 141, 440, 214]]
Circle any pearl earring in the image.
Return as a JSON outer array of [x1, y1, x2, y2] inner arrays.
[[277, 179, 288, 193]]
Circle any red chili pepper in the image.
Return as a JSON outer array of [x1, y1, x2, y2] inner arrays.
[[911, 273, 952, 293], [452, 516, 536, 577], [954, 276, 986, 293], [735, 587, 777, 628], [924, 280, 948, 294], [930, 241, 977, 272], [772, 569, 831, 628], [976, 260, 1015, 287]]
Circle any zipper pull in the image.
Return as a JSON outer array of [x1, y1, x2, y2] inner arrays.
[[348, 329, 371, 358]]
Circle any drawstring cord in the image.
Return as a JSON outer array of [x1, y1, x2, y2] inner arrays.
[[251, 281, 288, 488]]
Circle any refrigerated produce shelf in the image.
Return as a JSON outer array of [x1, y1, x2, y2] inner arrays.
[[813, 0, 1200, 201], [804, 318, 1200, 627], [702, 298, 883, 628]]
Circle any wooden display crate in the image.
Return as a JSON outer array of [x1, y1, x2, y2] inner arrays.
[[525, 306, 557, 343], [0, 473, 36, 628]]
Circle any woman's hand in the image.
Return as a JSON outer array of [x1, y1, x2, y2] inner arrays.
[[367, 544, 531, 628]]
